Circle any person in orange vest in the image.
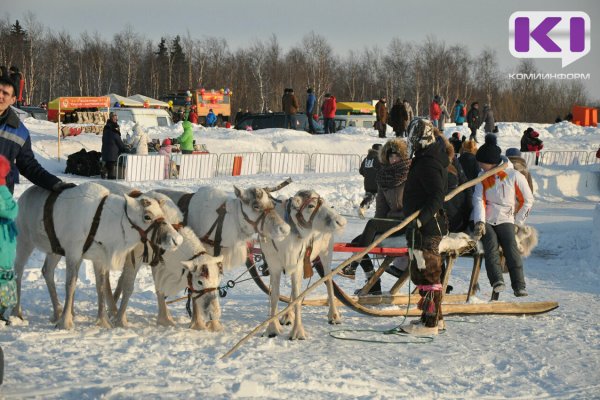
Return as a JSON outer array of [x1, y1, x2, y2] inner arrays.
[[472, 134, 534, 299]]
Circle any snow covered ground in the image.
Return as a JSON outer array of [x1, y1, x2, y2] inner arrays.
[[1, 120, 599, 399]]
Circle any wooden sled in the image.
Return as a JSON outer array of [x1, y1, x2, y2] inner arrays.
[[246, 241, 559, 317]]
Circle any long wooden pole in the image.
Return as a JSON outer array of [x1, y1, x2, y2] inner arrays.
[[221, 161, 508, 359]]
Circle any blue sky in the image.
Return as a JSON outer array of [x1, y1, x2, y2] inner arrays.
[[6, 0, 600, 99]]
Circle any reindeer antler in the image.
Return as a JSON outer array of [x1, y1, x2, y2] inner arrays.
[[263, 177, 292, 193]]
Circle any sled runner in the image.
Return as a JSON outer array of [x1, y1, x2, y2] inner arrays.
[[247, 238, 559, 317]]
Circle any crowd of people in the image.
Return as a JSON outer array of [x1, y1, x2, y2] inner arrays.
[[348, 117, 537, 335]]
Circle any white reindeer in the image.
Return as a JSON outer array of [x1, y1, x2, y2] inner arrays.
[[156, 186, 291, 270], [153, 227, 224, 331], [91, 181, 186, 327], [111, 184, 290, 328], [261, 190, 347, 340], [13, 182, 182, 329], [88, 182, 226, 330]]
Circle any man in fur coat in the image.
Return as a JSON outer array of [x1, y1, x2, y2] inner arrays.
[[400, 118, 449, 335]]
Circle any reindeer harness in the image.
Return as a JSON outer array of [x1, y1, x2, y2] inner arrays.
[[43, 192, 166, 263], [199, 200, 275, 257], [43, 192, 108, 256]]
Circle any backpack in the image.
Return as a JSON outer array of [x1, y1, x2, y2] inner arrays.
[[65, 149, 102, 177]]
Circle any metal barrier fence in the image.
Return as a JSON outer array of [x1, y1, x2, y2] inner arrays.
[[261, 152, 309, 174], [539, 151, 590, 166], [217, 152, 262, 176], [172, 153, 219, 180], [310, 153, 361, 173], [113, 149, 600, 182], [116, 154, 165, 181], [521, 152, 538, 167]]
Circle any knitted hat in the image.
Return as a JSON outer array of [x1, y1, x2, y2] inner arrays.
[[476, 134, 502, 164], [162, 138, 171, 146], [506, 148, 521, 157], [372, 143, 383, 151]]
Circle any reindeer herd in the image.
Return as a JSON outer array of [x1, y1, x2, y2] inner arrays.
[[12, 180, 347, 340]]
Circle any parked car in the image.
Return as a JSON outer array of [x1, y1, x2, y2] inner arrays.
[[235, 112, 313, 132], [20, 106, 48, 120], [10, 106, 29, 122]]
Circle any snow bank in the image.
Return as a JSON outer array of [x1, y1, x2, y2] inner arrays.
[[532, 164, 600, 201]]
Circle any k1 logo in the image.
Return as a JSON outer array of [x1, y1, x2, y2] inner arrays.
[[509, 11, 590, 67]]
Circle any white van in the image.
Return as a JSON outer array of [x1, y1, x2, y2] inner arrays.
[[110, 107, 173, 128], [319, 114, 379, 132]]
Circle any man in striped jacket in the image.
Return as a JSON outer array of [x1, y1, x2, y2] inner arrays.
[[0, 76, 74, 194], [472, 134, 534, 298]]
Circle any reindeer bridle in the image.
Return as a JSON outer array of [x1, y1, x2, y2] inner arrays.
[[185, 250, 223, 317], [238, 200, 275, 237], [125, 201, 170, 265], [294, 196, 323, 230]]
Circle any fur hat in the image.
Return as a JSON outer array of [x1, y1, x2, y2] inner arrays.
[[476, 134, 502, 164], [506, 148, 521, 157], [407, 118, 437, 155], [379, 138, 408, 165], [461, 139, 478, 155]]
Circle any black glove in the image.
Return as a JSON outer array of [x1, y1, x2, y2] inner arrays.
[[52, 181, 77, 193]]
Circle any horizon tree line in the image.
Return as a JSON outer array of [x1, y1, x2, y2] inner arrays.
[[0, 13, 592, 123]]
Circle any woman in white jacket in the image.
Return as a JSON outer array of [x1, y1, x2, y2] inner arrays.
[[472, 134, 534, 298], [129, 123, 149, 155]]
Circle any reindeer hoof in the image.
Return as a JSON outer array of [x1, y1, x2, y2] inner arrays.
[[289, 326, 307, 340], [156, 318, 176, 327], [190, 322, 207, 330], [207, 320, 223, 332], [96, 318, 113, 329], [113, 318, 129, 328], [56, 319, 74, 330]]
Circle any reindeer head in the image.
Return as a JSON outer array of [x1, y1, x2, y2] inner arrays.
[[290, 190, 347, 233], [181, 254, 224, 292], [234, 185, 290, 241], [125, 194, 183, 252]]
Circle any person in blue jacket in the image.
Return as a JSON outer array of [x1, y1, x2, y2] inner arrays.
[[206, 109, 217, 127], [453, 99, 466, 126], [305, 88, 317, 133], [0, 76, 74, 194]]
